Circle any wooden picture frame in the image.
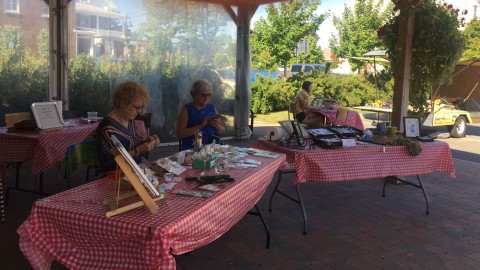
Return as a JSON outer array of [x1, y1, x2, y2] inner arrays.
[[403, 117, 421, 138], [31, 102, 64, 130], [104, 135, 163, 217]]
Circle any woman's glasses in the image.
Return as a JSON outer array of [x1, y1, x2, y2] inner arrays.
[[131, 104, 145, 112], [198, 93, 212, 98]]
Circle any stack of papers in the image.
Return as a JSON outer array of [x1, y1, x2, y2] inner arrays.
[[246, 148, 279, 159]]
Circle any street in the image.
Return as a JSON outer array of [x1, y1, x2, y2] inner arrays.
[[433, 124, 480, 163]]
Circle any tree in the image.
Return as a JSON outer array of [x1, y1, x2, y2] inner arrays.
[[462, 19, 480, 61], [330, 0, 393, 71], [381, 0, 464, 112], [250, 0, 327, 70]]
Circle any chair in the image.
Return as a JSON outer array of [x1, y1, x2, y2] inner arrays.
[[335, 108, 349, 126], [4, 112, 32, 192], [5, 112, 31, 127], [249, 109, 256, 133], [135, 113, 152, 136], [288, 103, 296, 120], [64, 139, 99, 189]]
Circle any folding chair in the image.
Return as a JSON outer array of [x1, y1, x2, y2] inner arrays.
[[4, 112, 32, 194], [64, 139, 99, 189], [335, 108, 349, 126]]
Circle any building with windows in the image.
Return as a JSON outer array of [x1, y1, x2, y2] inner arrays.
[[0, 0, 49, 54], [71, 0, 127, 59]]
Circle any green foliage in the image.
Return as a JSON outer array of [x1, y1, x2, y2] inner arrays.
[[381, 0, 465, 112], [0, 25, 48, 118], [251, 72, 377, 114], [331, 0, 393, 71], [251, 0, 327, 69], [461, 19, 480, 61]]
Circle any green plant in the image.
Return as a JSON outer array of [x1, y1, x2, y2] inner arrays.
[[380, 0, 465, 113]]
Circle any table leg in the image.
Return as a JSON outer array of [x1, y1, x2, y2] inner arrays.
[[269, 169, 296, 212], [382, 175, 430, 214], [267, 169, 309, 234], [295, 184, 308, 235], [247, 204, 270, 249], [6, 172, 48, 205]]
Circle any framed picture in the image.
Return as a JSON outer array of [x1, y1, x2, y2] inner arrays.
[[31, 102, 64, 129], [403, 117, 421, 138], [110, 135, 159, 197]]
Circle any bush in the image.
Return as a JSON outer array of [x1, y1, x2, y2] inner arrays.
[[251, 71, 379, 114]]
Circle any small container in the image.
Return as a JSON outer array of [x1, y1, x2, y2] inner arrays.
[[164, 172, 174, 183], [87, 111, 98, 120], [215, 155, 228, 174]]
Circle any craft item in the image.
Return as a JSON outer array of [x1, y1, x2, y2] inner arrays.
[[376, 122, 387, 136], [194, 131, 203, 152], [387, 126, 397, 138], [341, 139, 356, 147]]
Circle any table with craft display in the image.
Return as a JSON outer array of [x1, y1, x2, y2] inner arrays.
[[17, 145, 286, 270], [0, 119, 147, 195], [306, 107, 365, 130], [0, 118, 100, 195], [251, 139, 456, 234]]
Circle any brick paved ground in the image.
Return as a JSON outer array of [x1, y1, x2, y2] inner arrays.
[[1, 126, 480, 269]]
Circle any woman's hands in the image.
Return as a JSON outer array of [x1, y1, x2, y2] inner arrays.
[[135, 134, 160, 154], [209, 116, 224, 134]]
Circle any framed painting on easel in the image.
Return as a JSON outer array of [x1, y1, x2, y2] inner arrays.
[[104, 135, 163, 217]]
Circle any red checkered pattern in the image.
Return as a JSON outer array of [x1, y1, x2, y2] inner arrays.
[[307, 108, 365, 130], [252, 139, 455, 184], [18, 153, 286, 270], [0, 119, 99, 175]]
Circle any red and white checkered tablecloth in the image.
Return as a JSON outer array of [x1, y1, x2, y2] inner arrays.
[[0, 119, 99, 175], [307, 108, 365, 130], [252, 139, 455, 184], [17, 153, 286, 270]]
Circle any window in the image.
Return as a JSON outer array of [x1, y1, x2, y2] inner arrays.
[[304, 66, 313, 72], [42, 2, 48, 17], [76, 13, 97, 29], [5, 0, 19, 13]]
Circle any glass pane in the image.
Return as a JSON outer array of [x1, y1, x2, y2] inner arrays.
[[0, 0, 49, 126], [68, 0, 237, 142]]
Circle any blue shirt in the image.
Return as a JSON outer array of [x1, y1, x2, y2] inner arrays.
[[180, 103, 219, 150]]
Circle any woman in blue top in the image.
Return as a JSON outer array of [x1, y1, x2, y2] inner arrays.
[[177, 79, 225, 150]]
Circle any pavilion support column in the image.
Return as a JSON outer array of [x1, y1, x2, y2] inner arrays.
[[234, 4, 253, 138], [49, 0, 69, 111], [391, 4, 416, 132]]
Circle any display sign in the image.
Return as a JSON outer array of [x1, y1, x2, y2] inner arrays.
[[31, 102, 64, 130]]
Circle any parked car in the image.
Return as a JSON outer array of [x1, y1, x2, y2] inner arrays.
[[279, 63, 326, 78]]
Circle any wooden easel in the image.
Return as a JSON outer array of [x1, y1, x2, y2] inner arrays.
[[104, 148, 164, 218]]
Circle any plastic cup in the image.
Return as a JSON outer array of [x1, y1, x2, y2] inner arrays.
[[215, 156, 228, 174], [87, 112, 98, 120], [164, 172, 174, 183]]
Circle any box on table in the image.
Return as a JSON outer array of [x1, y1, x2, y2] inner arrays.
[[192, 155, 217, 170]]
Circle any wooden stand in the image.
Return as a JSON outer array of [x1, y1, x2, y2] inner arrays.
[[104, 148, 164, 218]]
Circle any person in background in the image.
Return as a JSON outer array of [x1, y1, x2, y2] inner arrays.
[[177, 79, 225, 150], [96, 80, 160, 172], [293, 80, 328, 127]]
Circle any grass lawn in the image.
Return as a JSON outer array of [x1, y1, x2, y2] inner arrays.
[[223, 110, 290, 126], [254, 110, 291, 124]]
